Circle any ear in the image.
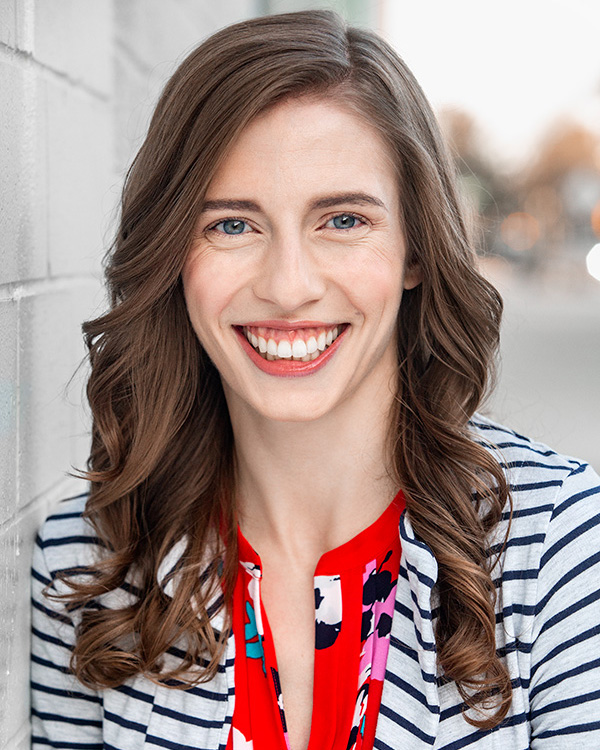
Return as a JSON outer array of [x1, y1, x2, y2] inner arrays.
[[403, 263, 422, 290]]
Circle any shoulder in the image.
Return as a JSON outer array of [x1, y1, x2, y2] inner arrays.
[[469, 413, 597, 505], [33, 487, 139, 616], [34, 488, 102, 583], [470, 413, 600, 577]]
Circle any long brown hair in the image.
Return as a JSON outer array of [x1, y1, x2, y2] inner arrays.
[[63, 10, 511, 728]]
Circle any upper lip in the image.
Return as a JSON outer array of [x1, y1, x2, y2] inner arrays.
[[238, 320, 344, 329]]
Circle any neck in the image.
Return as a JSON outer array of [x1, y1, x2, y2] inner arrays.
[[227, 375, 398, 567]]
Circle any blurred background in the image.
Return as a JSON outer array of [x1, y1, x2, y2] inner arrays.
[[0, 0, 598, 746]]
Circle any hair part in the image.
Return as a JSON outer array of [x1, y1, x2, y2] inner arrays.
[[61, 9, 511, 728]]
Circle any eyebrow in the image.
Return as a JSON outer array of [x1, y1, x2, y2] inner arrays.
[[309, 193, 386, 211], [200, 199, 261, 213], [199, 192, 387, 214]]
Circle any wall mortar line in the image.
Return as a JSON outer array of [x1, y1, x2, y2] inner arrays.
[[0, 276, 101, 302]]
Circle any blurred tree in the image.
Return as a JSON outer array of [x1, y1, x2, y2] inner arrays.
[[521, 121, 600, 274], [438, 108, 517, 258]]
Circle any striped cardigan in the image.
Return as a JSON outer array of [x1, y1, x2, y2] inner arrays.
[[31, 417, 600, 749]]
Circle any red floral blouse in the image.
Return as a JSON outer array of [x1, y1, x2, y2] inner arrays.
[[227, 491, 405, 750]]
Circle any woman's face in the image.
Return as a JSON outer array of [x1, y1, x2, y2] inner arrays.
[[182, 97, 420, 424]]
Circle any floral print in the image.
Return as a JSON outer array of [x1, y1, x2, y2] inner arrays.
[[314, 574, 343, 649], [227, 492, 404, 750]]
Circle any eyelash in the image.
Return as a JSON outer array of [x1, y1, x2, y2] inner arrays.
[[322, 212, 367, 230], [205, 218, 252, 235], [204, 211, 368, 236]]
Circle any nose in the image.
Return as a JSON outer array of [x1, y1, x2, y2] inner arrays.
[[253, 235, 326, 312]]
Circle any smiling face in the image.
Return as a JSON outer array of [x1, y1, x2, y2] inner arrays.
[[182, 97, 420, 424]]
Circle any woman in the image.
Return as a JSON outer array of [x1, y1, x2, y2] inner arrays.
[[31, 10, 600, 749]]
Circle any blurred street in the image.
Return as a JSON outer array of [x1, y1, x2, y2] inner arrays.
[[486, 275, 600, 470]]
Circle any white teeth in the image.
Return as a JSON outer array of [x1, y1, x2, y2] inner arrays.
[[292, 339, 307, 358], [306, 336, 318, 354], [277, 340, 292, 359], [244, 326, 344, 361]]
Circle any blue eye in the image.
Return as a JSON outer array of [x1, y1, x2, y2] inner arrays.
[[214, 219, 249, 235], [327, 214, 363, 229]]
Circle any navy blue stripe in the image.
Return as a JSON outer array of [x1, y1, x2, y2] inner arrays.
[[405, 558, 436, 589], [502, 503, 553, 522], [104, 709, 146, 733], [121, 579, 142, 598], [495, 568, 539, 585], [551, 482, 600, 520], [46, 510, 86, 522], [540, 513, 600, 568], [399, 518, 434, 556], [411, 616, 436, 652], [39, 534, 103, 549], [394, 599, 413, 620], [490, 440, 558, 458], [375, 739, 404, 750], [509, 479, 563, 492], [152, 701, 224, 728], [31, 708, 102, 728], [389, 634, 420, 664], [536, 720, 600, 738], [31, 680, 101, 704], [530, 626, 600, 683], [536, 550, 600, 615], [438, 676, 525, 722], [146, 734, 207, 750], [166, 644, 228, 674], [32, 624, 73, 651], [378, 703, 437, 744], [538, 588, 600, 638], [488, 532, 545, 556], [530, 655, 600, 701], [497, 638, 532, 659], [32, 567, 52, 586], [32, 738, 102, 749], [501, 459, 575, 472], [162, 679, 230, 702], [57, 566, 98, 578], [114, 682, 154, 704], [31, 598, 72, 625], [383, 670, 440, 713], [495, 602, 536, 624], [436, 711, 528, 749], [409, 586, 434, 622], [530, 687, 600, 719], [32, 653, 72, 675], [469, 420, 530, 442]]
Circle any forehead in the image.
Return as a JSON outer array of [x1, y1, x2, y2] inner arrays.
[[205, 97, 399, 207]]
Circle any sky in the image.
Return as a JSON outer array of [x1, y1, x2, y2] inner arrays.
[[381, 0, 600, 170]]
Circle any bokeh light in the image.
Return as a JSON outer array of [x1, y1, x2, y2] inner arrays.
[[592, 200, 600, 238], [500, 212, 541, 252], [586, 243, 600, 282]]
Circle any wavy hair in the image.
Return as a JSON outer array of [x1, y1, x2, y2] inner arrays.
[[62, 10, 511, 728]]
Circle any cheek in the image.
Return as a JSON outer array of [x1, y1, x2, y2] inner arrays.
[[345, 265, 404, 318], [181, 258, 236, 334]]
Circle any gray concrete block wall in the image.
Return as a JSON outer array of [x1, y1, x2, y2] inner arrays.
[[0, 1, 258, 746]]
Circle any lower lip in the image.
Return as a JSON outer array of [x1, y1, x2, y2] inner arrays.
[[234, 326, 348, 377]]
